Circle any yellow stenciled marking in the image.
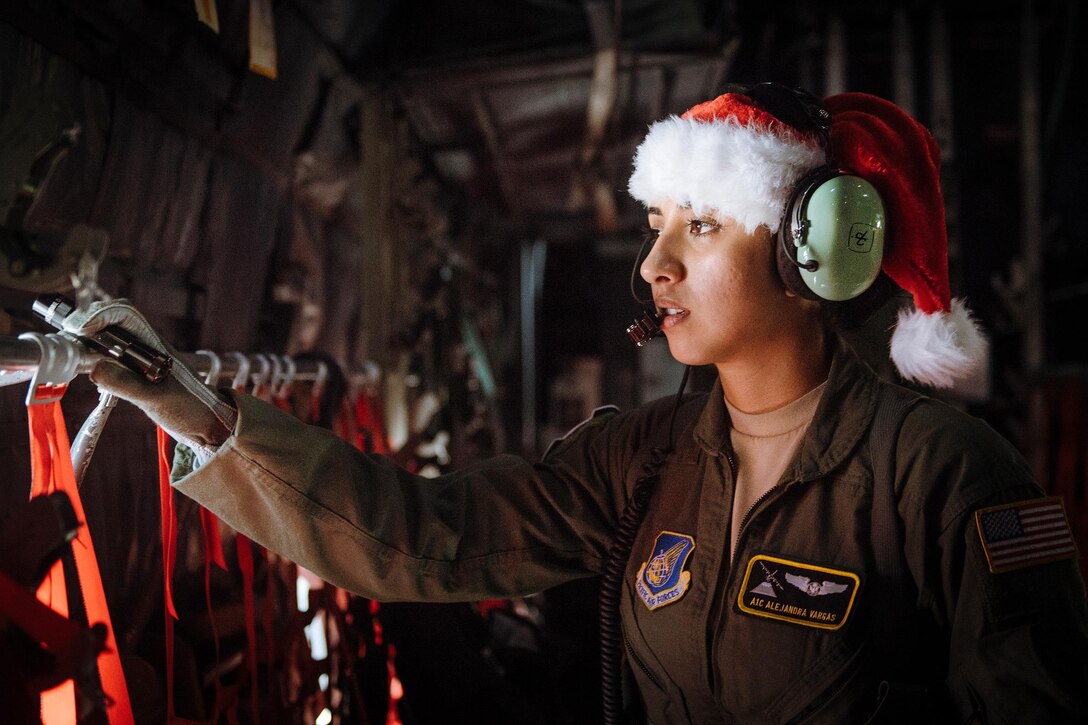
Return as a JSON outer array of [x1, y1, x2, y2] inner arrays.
[[736, 554, 860, 631]]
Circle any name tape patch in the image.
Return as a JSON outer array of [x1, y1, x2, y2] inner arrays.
[[737, 554, 860, 631], [636, 531, 696, 611], [975, 496, 1078, 573]]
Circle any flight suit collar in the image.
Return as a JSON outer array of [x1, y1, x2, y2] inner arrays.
[[692, 334, 881, 481]]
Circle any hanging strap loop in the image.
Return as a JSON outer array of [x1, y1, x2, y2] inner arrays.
[[27, 387, 134, 724]]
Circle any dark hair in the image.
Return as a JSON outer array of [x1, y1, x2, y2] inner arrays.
[[818, 271, 898, 330]]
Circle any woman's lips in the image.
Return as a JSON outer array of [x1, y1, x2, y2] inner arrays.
[[659, 307, 689, 330]]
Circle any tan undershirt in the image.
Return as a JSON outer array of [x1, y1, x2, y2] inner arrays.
[[726, 381, 827, 563]]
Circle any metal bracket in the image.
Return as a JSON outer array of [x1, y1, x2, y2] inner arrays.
[[18, 332, 81, 405]]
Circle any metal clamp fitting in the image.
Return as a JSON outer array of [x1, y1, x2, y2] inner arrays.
[[19, 332, 82, 405]]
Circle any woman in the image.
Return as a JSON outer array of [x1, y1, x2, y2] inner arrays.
[[71, 83, 1088, 723]]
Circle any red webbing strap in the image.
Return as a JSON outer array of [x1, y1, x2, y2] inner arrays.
[[28, 390, 134, 724], [264, 550, 276, 689], [235, 533, 261, 724], [364, 562, 402, 725], [355, 394, 389, 454], [199, 507, 226, 723], [342, 397, 402, 725], [157, 428, 203, 724], [200, 509, 228, 571], [333, 397, 359, 450], [218, 683, 241, 725]]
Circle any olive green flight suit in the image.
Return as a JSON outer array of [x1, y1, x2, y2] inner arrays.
[[174, 337, 1088, 723]]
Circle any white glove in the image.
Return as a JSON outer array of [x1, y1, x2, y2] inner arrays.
[[62, 299, 237, 462]]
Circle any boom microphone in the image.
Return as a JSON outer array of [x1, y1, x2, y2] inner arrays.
[[626, 306, 662, 347]]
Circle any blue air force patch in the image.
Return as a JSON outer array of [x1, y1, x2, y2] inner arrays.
[[636, 531, 696, 611], [737, 554, 860, 631]]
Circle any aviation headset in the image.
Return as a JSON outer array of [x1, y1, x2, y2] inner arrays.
[[627, 82, 888, 347], [741, 81, 887, 304]]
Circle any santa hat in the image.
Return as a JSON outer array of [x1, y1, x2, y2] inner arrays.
[[628, 89, 987, 389], [628, 93, 826, 234]]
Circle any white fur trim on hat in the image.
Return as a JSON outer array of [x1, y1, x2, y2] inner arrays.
[[889, 298, 988, 388], [627, 116, 826, 234]]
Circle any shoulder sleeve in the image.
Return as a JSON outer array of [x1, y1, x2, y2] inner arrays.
[[172, 391, 644, 603], [897, 402, 1088, 722]]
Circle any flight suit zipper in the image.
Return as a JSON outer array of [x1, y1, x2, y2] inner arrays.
[[733, 483, 782, 557], [708, 449, 738, 702], [711, 455, 804, 707], [624, 629, 663, 691]]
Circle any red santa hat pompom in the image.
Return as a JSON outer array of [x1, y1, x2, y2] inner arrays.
[[824, 92, 987, 388], [628, 88, 987, 389]]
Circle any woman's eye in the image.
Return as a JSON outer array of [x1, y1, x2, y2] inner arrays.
[[687, 219, 719, 236]]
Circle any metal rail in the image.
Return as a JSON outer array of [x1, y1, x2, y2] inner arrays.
[[2, 332, 371, 488], [0, 334, 343, 389]]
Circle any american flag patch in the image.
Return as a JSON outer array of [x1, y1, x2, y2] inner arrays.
[[975, 497, 1078, 573]]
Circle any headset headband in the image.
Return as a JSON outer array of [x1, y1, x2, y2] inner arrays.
[[740, 82, 833, 153]]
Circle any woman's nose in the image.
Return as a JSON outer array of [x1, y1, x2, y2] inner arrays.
[[640, 233, 682, 285]]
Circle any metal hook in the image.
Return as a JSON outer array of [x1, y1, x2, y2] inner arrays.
[[195, 349, 222, 386], [276, 355, 297, 398], [19, 332, 82, 405], [251, 353, 272, 394], [312, 360, 329, 402], [227, 352, 250, 392], [268, 354, 283, 396]]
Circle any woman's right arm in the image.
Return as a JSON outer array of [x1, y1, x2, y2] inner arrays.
[[173, 390, 646, 603]]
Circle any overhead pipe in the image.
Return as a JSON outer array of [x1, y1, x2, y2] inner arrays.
[[1, 332, 365, 486], [568, 0, 621, 233], [0, 335, 362, 387]]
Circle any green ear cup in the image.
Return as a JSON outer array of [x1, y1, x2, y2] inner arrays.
[[791, 174, 885, 301]]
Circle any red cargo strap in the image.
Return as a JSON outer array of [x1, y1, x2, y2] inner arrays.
[[157, 427, 203, 725], [236, 533, 261, 724], [28, 386, 134, 724], [157, 428, 177, 725], [355, 394, 389, 454], [263, 549, 276, 690], [199, 506, 226, 722]]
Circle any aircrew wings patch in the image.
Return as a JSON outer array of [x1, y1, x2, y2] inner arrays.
[[975, 496, 1077, 573], [737, 554, 860, 631]]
